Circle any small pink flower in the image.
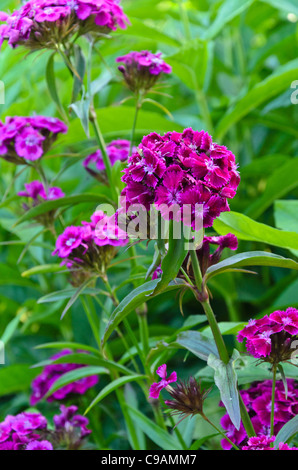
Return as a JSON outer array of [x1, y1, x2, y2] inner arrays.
[[149, 364, 177, 399]]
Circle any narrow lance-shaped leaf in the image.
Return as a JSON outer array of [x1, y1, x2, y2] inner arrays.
[[213, 211, 298, 251], [84, 375, 146, 415], [208, 350, 241, 430], [46, 52, 68, 121], [205, 251, 298, 280], [176, 330, 219, 362], [13, 193, 113, 226], [274, 415, 298, 449], [152, 220, 190, 296], [126, 405, 183, 451], [101, 279, 186, 347], [45, 366, 109, 398], [216, 59, 298, 139]]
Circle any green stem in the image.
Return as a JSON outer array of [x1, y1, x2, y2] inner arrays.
[[271, 365, 277, 437], [130, 93, 141, 156], [190, 249, 256, 438], [202, 414, 239, 450], [138, 308, 150, 357], [178, 0, 192, 41], [189, 249, 203, 290], [195, 88, 213, 134], [89, 113, 116, 197]]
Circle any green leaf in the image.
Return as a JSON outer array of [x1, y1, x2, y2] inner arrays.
[[33, 353, 102, 368], [208, 350, 241, 430], [213, 212, 298, 251], [45, 366, 109, 398], [206, 251, 298, 280], [274, 415, 298, 449], [71, 45, 86, 103], [84, 375, 146, 414], [152, 221, 190, 296], [126, 405, 182, 451], [1, 314, 21, 344], [274, 200, 298, 257], [22, 264, 66, 278], [101, 279, 186, 347], [46, 52, 67, 121], [0, 365, 39, 397], [35, 341, 101, 356], [245, 160, 298, 219], [216, 59, 298, 139], [114, 17, 180, 47], [37, 287, 104, 304], [13, 193, 112, 226], [167, 39, 208, 91], [61, 277, 96, 320], [33, 350, 134, 376], [262, 0, 298, 16], [203, 0, 254, 40], [176, 330, 219, 361], [275, 200, 298, 233]]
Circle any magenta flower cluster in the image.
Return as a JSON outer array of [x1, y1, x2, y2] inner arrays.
[[0, 0, 129, 50], [117, 50, 172, 76], [52, 211, 128, 281], [0, 405, 90, 450], [242, 435, 298, 451], [237, 308, 298, 360], [220, 379, 298, 450], [30, 349, 98, 405], [122, 128, 240, 229], [0, 115, 67, 163], [18, 180, 65, 202], [116, 50, 171, 93], [83, 139, 131, 179]]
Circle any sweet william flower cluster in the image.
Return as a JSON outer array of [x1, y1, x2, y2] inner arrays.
[[0, 115, 67, 164], [0, 405, 90, 450], [83, 139, 132, 181], [53, 210, 128, 284], [0, 0, 129, 51], [237, 308, 298, 363], [121, 128, 240, 229], [220, 379, 298, 449], [116, 50, 172, 93], [30, 349, 99, 406]]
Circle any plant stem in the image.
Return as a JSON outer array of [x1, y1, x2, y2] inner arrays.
[[178, 0, 192, 41], [271, 365, 277, 437], [195, 88, 213, 134], [202, 414, 239, 450], [130, 92, 141, 156], [190, 249, 256, 438]]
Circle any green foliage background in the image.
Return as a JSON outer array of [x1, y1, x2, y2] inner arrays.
[[0, 0, 297, 449]]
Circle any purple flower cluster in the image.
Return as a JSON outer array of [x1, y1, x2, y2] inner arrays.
[[53, 211, 128, 283], [121, 128, 240, 229], [237, 308, 298, 362], [18, 180, 65, 202], [30, 349, 98, 405], [0, 0, 129, 51], [221, 379, 298, 450], [0, 412, 48, 450], [242, 435, 298, 451], [0, 406, 91, 450], [83, 139, 132, 181], [0, 115, 67, 164], [116, 50, 171, 93]]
